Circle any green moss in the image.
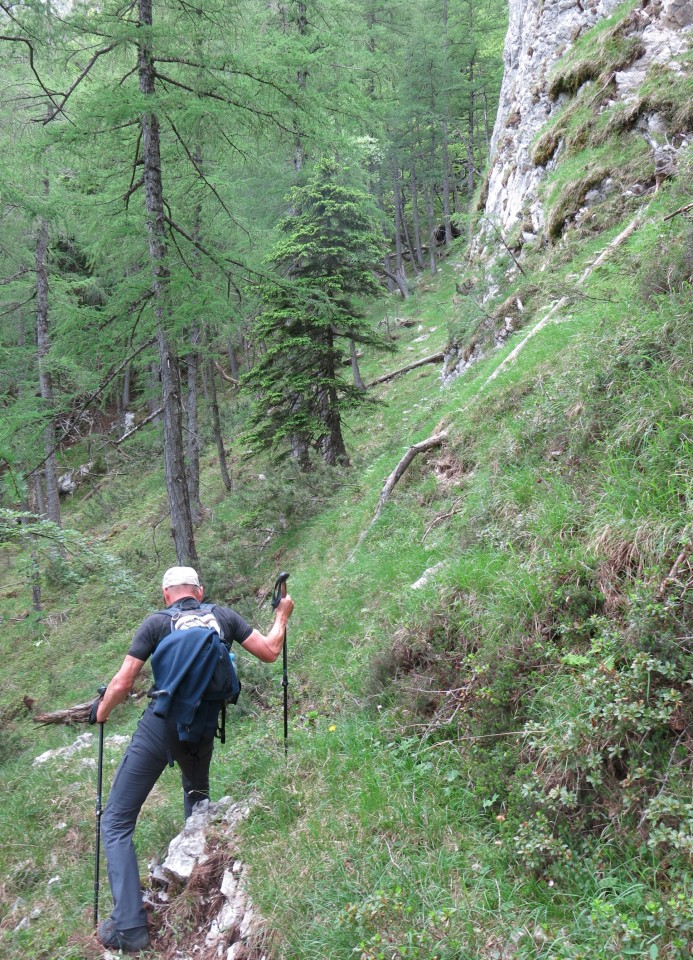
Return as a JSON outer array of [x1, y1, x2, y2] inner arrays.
[[543, 135, 650, 241], [547, 2, 644, 101]]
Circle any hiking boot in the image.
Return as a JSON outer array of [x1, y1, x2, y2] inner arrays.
[[98, 917, 150, 952]]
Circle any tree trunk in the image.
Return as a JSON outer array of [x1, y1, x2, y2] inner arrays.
[[396, 169, 419, 277], [350, 337, 366, 391], [227, 338, 240, 381], [467, 58, 476, 197], [440, 0, 453, 245], [22, 484, 41, 613], [390, 153, 410, 295], [207, 357, 233, 492], [35, 209, 61, 528], [122, 363, 131, 412], [320, 332, 349, 466], [441, 122, 453, 246], [18, 315, 43, 612], [409, 160, 425, 269], [138, 0, 198, 567], [185, 326, 202, 522], [427, 131, 437, 276], [294, 1, 308, 173]]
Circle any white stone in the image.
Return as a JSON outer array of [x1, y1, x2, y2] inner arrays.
[[162, 827, 207, 882], [33, 732, 93, 766], [220, 869, 238, 899], [411, 562, 446, 590], [239, 905, 255, 939]]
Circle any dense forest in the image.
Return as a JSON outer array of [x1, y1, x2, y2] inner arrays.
[[1, 1, 692, 959], [0, 0, 506, 572]]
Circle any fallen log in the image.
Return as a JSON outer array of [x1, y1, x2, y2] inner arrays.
[[352, 428, 449, 555], [367, 351, 444, 388], [34, 700, 94, 725], [112, 406, 163, 445]]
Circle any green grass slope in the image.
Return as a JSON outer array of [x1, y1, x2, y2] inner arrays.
[[1, 43, 692, 960]]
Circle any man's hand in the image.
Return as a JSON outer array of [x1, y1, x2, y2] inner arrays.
[[88, 687, 107, 724]]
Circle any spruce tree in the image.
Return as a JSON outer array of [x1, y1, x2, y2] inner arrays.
[[245, 158, 388, 467]]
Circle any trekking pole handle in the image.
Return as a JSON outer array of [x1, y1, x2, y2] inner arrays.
[[271, 571, 290, 609]]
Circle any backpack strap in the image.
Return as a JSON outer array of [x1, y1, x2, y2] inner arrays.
[[155, 602, 225, 642]]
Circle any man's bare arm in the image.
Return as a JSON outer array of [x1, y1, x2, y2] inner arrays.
[[240, 595, 294, 663], [96, 655, 145, 722]]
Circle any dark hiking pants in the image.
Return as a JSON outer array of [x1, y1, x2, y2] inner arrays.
[[101, 703, 215, 931]]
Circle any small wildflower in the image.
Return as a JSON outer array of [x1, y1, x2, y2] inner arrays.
[[329, 724, 336, 732]]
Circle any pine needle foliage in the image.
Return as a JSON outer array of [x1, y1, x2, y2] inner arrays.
[[243, 158, 390, 466]]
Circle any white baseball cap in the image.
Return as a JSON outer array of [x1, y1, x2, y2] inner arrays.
[[162, 566, 201, 590]]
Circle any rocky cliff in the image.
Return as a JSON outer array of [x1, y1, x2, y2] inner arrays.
[[444, 0, 692, 382], [483, 0, 692, 239]]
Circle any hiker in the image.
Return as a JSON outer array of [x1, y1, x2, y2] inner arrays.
[[90, 565, 294, 953]]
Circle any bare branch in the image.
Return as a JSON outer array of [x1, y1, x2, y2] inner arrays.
[[482, 216, 527, 277], [123, 175, 144, 208], [0, 33, 65, 118], [0, 267, 29, 286], [0, 293, 36, 318], [111, 406, 163, 445], [663, 201, 693, 222], [43, 43, 117, 123], [27, 337, 157, 479], [214, 360, 238, 386], [352, 429, 449, 555], [154, 70, 299, 135], [367, 351, 444, 388], [153, 55, 300, 105], [164, 215, 249, 287], [166, 116, 249, 237]]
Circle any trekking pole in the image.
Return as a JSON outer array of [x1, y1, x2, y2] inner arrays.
[[271, 571, 290, 758], [93, 685, 106, 927]]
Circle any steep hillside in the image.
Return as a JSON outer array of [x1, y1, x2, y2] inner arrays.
[[0, 3, 691, 960]]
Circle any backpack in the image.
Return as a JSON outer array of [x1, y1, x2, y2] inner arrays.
[[149, 603, 241, 743]]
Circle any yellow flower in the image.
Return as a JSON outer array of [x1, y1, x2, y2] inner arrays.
[[328, 724, 336, 732]]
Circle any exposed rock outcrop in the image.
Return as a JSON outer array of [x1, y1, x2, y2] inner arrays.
[[483, 0, 691, 239], [485, 0, 624, 237], [145, 797, 269, 960], [444, 0, 692, 382]]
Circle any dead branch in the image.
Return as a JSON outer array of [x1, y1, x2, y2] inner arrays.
[[664, 201, 693, 222], [484, 297, 568, 387], [422, 498, 465, 541], [27, 337, 156, 479], [375, 430, 449, 518], [34, 700, 93, 725], [482, 216, 527, 277], [578, 214, 642, 283], [658, 540, 693, 598], [112, 406, 163, 445], [351, 430, 449, 556], [214, 360, 238, 386], [43, 43, 117, 122], [367, 351, 444, 388]]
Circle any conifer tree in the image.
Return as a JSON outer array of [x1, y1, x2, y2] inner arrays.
[[245, 158, 387, 467]]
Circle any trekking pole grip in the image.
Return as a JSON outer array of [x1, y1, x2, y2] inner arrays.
[[271, 571, 290, 609]]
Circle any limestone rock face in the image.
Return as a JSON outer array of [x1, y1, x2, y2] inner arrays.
[[482, 0, 691, 237], [662, 0, 693, 29], [486, 0, 623, 236]]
